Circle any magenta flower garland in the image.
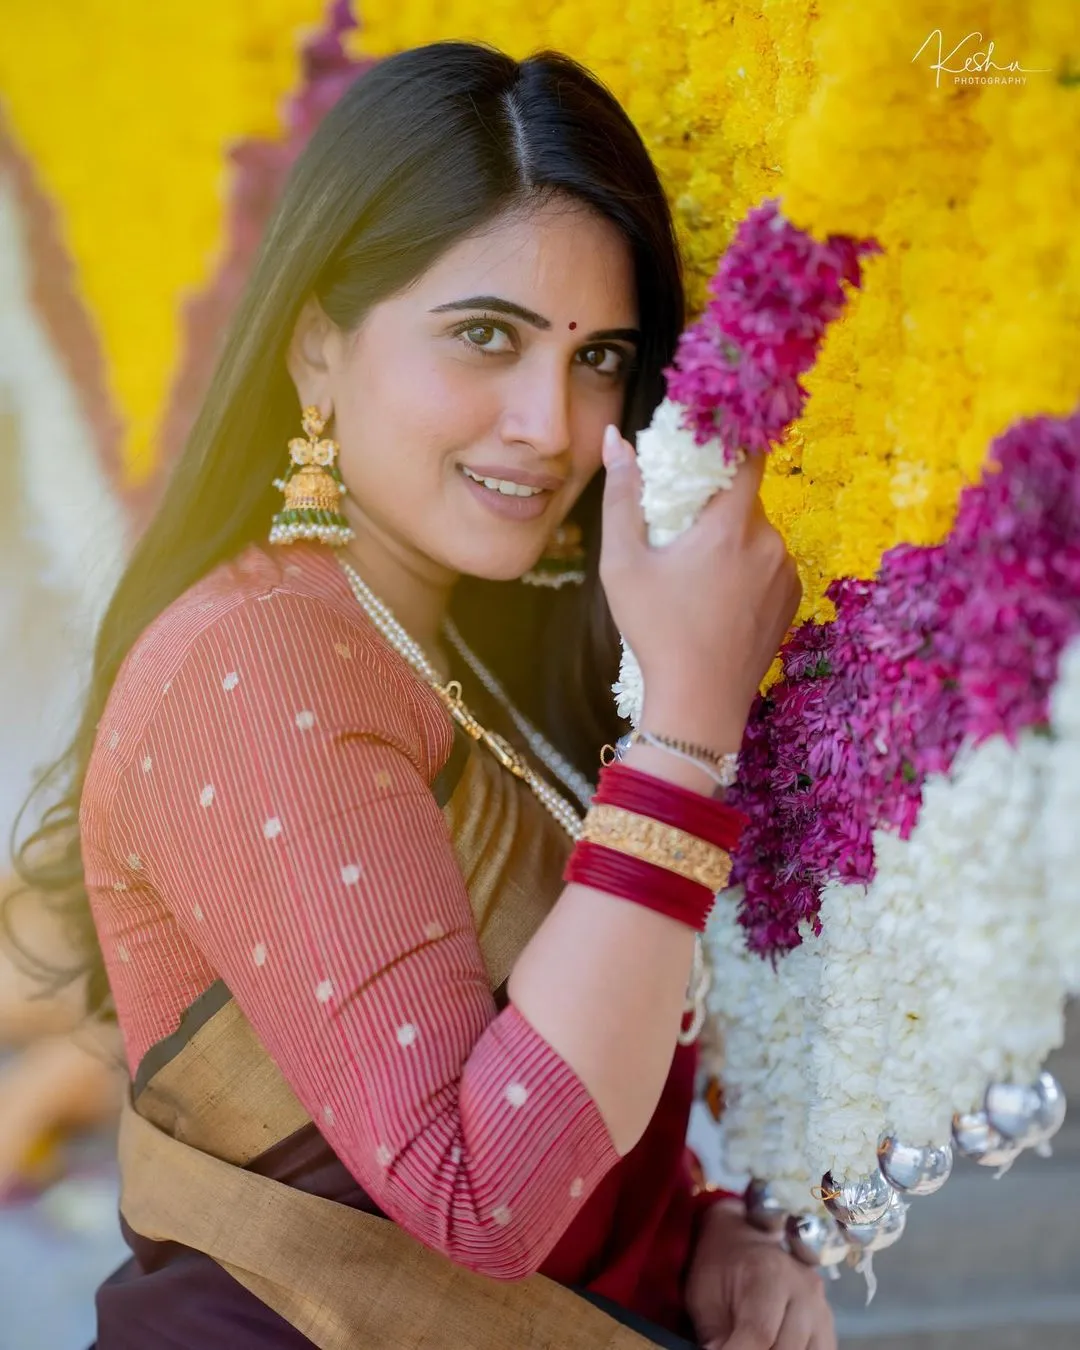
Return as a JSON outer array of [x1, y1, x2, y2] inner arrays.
[[727, 408, 1080, 956], [664, 199, 880, 459], [613, 199, 877, 717]]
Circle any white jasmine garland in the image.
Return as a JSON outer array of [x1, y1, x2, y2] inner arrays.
[[703, 724, 1074, 1199], [702, 898, 820, 1212], [865, 732, 1059, 1150], [1044, 635, 1080, 999], [804, 879, 887, 1180]]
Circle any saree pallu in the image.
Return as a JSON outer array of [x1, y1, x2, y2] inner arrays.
[[95, 712, 705, 1349]]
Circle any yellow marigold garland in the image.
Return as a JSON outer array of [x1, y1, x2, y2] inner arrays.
[[0, 0, 328, 482], [782, 0, 1079, 611], [1, 0, 1074, 606], [357, 0, 1077, 621]]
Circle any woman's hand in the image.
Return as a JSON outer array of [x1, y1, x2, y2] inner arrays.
[[685, 1201, 838, 1350], [599, 426, 802, 752]]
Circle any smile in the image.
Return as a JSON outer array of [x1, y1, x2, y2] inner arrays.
[[460, 466, 547, 497], [456, 465, 556, 522]]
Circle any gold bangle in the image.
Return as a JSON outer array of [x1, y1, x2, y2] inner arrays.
[[580, 804, 734, 892]]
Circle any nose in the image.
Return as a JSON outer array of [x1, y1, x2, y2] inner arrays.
[[498, 359, 573, 459]]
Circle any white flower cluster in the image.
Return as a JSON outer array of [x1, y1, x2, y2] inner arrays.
[[701, 899, 820, 1211], [848, 731, 1058, 1160], [704, 725, 1076, 1199], [1044, 635, 1080, 1000], [805, 879, 888, 1179]]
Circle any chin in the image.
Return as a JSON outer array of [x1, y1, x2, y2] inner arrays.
[[456, 553, 540, 584]]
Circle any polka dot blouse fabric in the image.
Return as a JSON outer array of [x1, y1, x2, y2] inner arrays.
[[80, 544, 617, 1278]]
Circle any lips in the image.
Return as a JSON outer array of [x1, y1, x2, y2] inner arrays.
[[457, 465, 555, 521]]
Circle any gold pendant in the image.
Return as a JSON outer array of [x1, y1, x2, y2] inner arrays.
[[437, 680, 484, 739], [480, 729, 529, 779], [436, 680, 527, 780]]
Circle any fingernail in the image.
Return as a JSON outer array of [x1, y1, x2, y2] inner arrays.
[[602, 425, 624, 468]]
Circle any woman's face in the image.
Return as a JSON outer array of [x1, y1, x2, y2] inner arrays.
[[289, 197, 639, 584]]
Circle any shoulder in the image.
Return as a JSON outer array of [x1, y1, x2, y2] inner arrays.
[[100, 545, 453, 780]]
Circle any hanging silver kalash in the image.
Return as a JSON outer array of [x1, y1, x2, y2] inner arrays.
[[743, 1068, 1067, 1295]]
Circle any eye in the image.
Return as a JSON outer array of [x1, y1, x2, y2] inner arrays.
[[452, 319, 515, 355], [577, 345, 629, 378]]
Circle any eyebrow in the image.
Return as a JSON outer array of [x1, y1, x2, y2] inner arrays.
[[429, 294, 640, 345]]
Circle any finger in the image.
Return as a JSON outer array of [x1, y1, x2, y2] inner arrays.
[[690, 448, 767, 534], [695, 1304, 735, 1350], [807, 1306, 839, 1350], [694, 1293, 735, 1348], [774, 1300, 818, 1350], [718, 1326, 783, 1350], [725, 446, 767, 508], [720, 1285, 789, 1350], [600, 424, 647, 560]]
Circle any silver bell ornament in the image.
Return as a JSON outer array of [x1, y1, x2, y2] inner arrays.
[[951, 1110, 1022, 1169], [877, 1135, 953, 1196], [984, 1081, 1043, 1146], [745, 1179, 788, 1234], [785, 1212, 849, 1269], [820, 1167, 893, 1226], [845, 1193, 909, 1308], [840, 1191, 909, 1254], [1031, 1072, 1067, 1146]]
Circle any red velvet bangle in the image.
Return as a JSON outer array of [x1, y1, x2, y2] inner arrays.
[[564, 839, 716, 932], [595, 761, 747, 852]]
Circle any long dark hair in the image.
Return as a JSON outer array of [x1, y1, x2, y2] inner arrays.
[[7, 40, 685, 1015]]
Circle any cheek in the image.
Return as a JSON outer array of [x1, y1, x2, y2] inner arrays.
[[570, 395, 620, 476], [368, 359, 503, 463]]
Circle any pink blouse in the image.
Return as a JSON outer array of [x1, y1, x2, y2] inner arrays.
[[81, 543, 621, 1280]]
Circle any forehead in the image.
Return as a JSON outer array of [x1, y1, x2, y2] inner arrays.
[[410, 199, 638, 324]]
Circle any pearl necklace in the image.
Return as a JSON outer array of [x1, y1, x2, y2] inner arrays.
[[338, 559, 586, 839]]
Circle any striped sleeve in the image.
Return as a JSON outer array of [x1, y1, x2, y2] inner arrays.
[[109, 589, 619, 1278]]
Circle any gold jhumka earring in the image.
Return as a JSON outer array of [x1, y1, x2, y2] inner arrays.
[[520, 521, 587, 588], [269, 406, 354, 546]]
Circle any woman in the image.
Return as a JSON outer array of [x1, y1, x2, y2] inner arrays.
[[11, 40, 829, 1350]]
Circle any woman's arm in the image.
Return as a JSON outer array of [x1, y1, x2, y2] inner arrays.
[[508, 728, 736, 1156]]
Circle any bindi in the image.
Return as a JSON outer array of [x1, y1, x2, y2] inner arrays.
[[568, 321, 577, 331]]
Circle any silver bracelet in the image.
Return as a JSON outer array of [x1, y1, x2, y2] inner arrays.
[[611, 731, 738, 790]]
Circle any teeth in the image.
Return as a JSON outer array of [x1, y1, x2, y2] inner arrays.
[[462, 466, 544, 497]]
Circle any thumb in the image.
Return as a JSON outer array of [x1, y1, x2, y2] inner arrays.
[[695, 1310, 735, 1350], [600, 424, 647, 562]]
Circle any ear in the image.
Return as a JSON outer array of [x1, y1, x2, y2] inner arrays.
[[286, 296, 338, 414]]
